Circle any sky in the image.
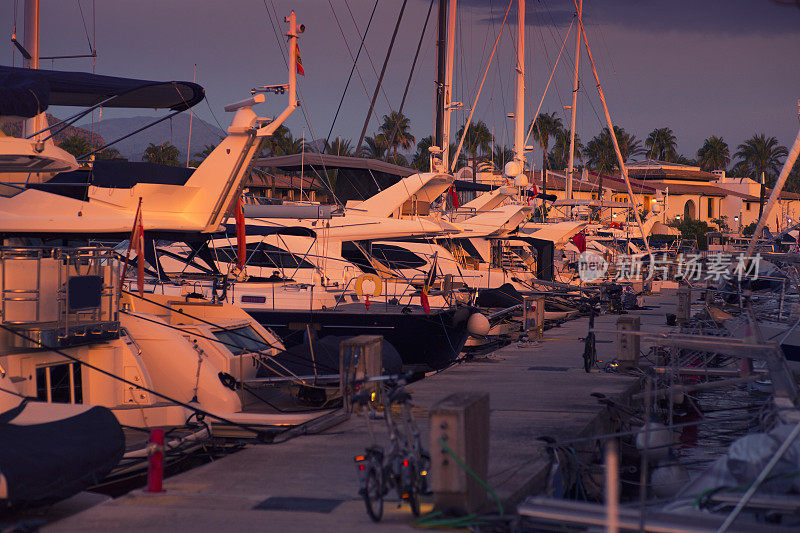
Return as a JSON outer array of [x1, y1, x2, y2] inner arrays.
[[3, 0, 800, 166]]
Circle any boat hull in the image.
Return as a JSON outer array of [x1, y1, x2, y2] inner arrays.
[[249, 305, 472, 371]]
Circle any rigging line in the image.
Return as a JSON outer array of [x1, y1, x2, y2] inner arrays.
[[355, 0, 409, 153], [0, 322, 284, 438], [263, 1, 341, 207], [522, 16, 574, 150], [326, 0, 381, 147], [384, 0, 435, 156], [341, 0, 393, 111], [325, 0, 380, 121], [76, 0, 93, 52]]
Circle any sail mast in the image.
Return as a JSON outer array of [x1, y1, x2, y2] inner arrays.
[[440, 0, 457, 171], [566, 0, 582, 202], [434, 0, 448, 161], [22, 0, 43, 140], [511, 0, 528, 187]]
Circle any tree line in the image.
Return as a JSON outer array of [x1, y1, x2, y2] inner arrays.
[[53, 110, 799, 191]]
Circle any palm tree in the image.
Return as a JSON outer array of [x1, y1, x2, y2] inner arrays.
[[57, 135, 92, 158], [94, 146, 122, 160], [362, 135, 389, 161], [696, 136, 730, 172], [261, 125, 305, 156], [491, 144, 515, 172], [733, 134, 789, 216], [411, 136, 433, 171], [530, 112, 564, 195], [143, 141, 181, 166], [325, 137, 354, 157], [456, 121, 492, 179], [548, 130, 582, 172], [583, 126, 643, 206], [191, 143, 217, 164], [379, 111, 415, 162], [645, 127, 678, 162]]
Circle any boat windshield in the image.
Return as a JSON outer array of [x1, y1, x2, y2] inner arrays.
[[212, 325, 271, 355]]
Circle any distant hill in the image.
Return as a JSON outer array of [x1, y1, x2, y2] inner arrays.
[[76, 115, 225, 162], [1, 114, 104, 146]]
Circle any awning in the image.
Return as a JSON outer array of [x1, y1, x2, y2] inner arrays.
[[0, 65, 205, 117]]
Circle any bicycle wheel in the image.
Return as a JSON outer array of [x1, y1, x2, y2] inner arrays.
[[363, 465, 384, 522], [408, 480, 421, 517]]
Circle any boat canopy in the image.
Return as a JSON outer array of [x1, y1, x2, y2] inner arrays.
[[255, 153, 415, 204], [0, 65, 204, 117]]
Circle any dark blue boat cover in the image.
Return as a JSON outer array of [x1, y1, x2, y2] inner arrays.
[[0, 402, 124, 506], [0, 64, 204, 117]]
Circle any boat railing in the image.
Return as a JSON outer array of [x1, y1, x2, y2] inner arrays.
[[0, 246, 121, 352]]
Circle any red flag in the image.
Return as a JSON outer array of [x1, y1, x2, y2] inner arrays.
[[531, 183, 539, 196], [420, 287, 430, 315], [449, 185, 460, 209], [236, 194, 246, 269], [572, 232, 587, 253], [295, 45, 305, 76]]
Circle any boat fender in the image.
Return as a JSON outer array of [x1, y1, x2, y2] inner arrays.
[[467, 312, 490, 336], [354, 273, 382, 298], [218, 372, 237, 390]]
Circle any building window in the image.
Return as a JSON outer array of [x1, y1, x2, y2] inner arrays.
[[707, 197, 714, 219], [746, 202, 751, 211]]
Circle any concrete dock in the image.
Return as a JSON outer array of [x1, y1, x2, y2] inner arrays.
[[47, 292, 680, 532]]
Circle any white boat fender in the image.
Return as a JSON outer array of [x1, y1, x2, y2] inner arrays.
[[651, 459, 690, 498], [635, 421, 672, 462], [467, 312, 490, 336]]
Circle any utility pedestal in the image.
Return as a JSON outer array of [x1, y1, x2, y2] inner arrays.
[[340, 335, 383, 413], [676, 287, 692, 324], [523, 296, 545, 340], [616, 315, 640, 368], [430, 392, 490, 513]]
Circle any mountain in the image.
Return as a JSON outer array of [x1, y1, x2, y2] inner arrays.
[[1, 114, 104, 146], [76, 115, 225, 162]]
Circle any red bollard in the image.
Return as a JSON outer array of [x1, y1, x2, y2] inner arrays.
[[145, 428, 165, 493]]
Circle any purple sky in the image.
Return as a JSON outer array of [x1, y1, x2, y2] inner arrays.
[[4, 0, 800, 165]]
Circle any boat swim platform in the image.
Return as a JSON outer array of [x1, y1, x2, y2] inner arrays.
[[48, 291, 684, 532]]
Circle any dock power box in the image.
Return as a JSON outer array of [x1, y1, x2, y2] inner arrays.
[[430, 392, 490, 513]]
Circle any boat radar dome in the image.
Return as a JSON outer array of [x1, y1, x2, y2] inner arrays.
[[504, 160, 523, 178]]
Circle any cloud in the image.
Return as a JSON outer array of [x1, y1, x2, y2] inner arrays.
[[458, 0, 800, 36]]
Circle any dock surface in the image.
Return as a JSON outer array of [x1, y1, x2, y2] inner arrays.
[[48, 292, 680, 532]]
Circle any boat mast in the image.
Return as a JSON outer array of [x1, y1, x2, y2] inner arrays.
[[434, 0, 447, 164], [22, 0, 44, 141], [440, 0, 457, 172], [566, 0, 582, 202], [511, 0, 528, 187]]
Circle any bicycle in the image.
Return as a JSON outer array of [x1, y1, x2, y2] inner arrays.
[[352, 375, 431, 522]]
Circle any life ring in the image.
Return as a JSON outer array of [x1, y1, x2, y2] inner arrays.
[[354, 273, 383, 298]]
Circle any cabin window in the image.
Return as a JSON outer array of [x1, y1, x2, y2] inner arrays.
[[707, 197, 714, 218], [368, 244, 427, 270], [212, 325, 271, 356], [216, 243, 314, 269], [36, 362, 82, 404], [643, 196, 651, 213]]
